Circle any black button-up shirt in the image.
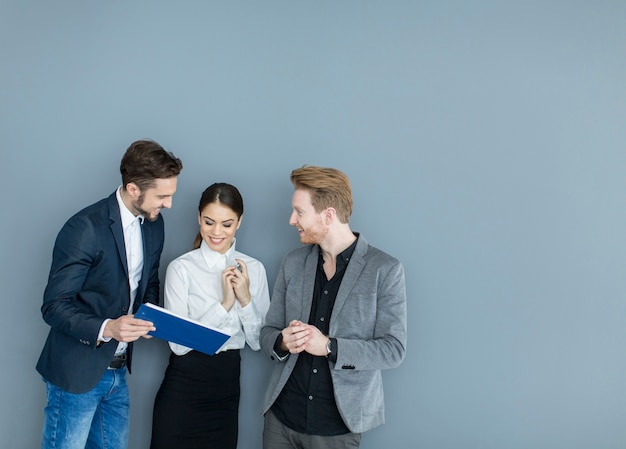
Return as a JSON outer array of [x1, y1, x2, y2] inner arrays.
[[272, 239, 357, 436]]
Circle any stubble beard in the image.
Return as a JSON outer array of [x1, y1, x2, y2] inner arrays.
[[300, 224, 328, 245], [132, 193, 159, 222]]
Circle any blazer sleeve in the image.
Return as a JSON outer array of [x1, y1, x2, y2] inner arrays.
[[41, 214, 111, 344], [332, 256, 407, 371]]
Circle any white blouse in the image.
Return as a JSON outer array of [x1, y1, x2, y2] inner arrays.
[[163, 239, 270, 355]]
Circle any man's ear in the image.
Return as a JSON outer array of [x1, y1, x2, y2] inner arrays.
[[125, 182, 141, 199], [324, 207, 336, 225]]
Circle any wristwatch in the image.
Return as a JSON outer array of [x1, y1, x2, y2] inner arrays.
[[326, 338, 332, 357]]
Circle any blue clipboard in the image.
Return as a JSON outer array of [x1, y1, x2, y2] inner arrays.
[[135, 303, 231, 355]]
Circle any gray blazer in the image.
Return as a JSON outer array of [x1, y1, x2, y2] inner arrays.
[[260, 234, 407, 433]]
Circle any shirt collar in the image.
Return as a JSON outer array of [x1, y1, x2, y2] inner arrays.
[[317, 234, 358, 269], [116, 186, 144, 229], [199, 238, 237, 270], [338, 237, 357, 266]]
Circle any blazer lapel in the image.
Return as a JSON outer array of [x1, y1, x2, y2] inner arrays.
[[300, 246, 319, 323], [108, 194, 128, 276], [137, 220, 151, 301], [330, 236, 368, 332]]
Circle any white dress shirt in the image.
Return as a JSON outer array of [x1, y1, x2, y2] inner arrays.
[[164, 239, 270, 355], [98, 187, 144, 354]]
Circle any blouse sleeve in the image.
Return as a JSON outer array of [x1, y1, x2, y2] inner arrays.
[[236, 260, 270, 351], [162, 260, 194, 356]]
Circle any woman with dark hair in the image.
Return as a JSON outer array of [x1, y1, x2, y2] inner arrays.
[[150, 183, 270, 449]]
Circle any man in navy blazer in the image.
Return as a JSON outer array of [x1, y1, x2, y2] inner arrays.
[[36, 140, 183, 449], [260, 166, 407, 449]]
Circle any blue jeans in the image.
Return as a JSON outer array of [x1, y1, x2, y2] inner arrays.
[[41, 368, 129, 449]]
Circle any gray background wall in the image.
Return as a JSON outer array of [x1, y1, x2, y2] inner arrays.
[[1, 1, 625, 448]]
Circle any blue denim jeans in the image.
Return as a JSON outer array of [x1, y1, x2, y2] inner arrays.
[[41, 368, 129, 449]]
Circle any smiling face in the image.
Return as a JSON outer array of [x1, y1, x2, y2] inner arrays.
[[127, 176, 178, 222], [289, 189, 328, 245], [198, 201, 242, 254]]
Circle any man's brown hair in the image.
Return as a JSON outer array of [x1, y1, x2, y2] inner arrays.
[[290, 165, 353, 223], [120, 139, 183, 192]]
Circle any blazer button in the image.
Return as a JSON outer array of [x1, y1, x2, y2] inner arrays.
[[121, 306, 128, 312]]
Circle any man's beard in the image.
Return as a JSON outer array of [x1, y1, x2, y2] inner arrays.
[[300, 223, 328, 245], [132, 193, 158, 222]]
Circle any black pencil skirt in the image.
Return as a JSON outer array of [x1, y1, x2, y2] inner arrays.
[[150, 349, 241, 449]]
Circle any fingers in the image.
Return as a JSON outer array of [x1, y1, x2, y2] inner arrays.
[[235, 259, 247, 274], [282, 321, 313, 354], [282, 321, 329, 356], [223, 265, 241, 289], [225, 261, 251, 306], [126, 316, 155, 327], [227, 262, 248, 283], [107, 315, 155, 343], [121, 314, 154, 328]]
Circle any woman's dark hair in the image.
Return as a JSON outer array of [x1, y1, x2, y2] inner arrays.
[[120, 139, 183, 192], [193, 183, 244, 249]]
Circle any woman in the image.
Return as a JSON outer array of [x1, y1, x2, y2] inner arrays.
[[151, 183, 270, 449]]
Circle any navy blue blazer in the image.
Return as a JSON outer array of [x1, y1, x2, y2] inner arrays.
[[36, 192, 164, 393]]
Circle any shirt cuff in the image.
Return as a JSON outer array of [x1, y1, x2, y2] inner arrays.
[[237, 298, 259, 322], [272, 334, 290, 361], [97, 319, 112, 344]]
